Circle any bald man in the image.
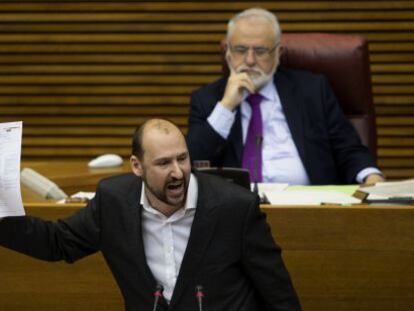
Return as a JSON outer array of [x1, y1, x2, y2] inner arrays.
[[0, 119, 301, 311]]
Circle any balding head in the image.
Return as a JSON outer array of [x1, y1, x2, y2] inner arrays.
[[132, 119, 185, 160]]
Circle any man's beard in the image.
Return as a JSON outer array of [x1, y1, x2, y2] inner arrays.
[[227, 53, 278, 91], [236, 65, 276, 90], [144, 176, 188, 209]]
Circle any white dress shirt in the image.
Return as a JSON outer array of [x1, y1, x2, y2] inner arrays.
[[140, 173, 198, 303], [208, 80, 380, 184]]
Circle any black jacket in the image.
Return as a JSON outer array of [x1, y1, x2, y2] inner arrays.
[[0, 172, 300, 310], [187, 67, 378, 184]]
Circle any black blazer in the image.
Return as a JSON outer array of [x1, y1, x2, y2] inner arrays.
[[187, 67, 378, 184], [0, 172, 300, 311]]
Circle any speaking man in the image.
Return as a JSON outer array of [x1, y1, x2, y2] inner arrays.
[[0, 118, 301, 310]]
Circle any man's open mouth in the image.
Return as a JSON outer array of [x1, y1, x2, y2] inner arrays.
[[166, 181, 184, 197]]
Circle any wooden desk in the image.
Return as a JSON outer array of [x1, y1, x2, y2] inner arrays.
[[21, 160, 130, 199], [2, 161, 413, 310], [2, 203, 413, 311]]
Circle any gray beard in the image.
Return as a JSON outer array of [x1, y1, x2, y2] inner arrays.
[[249, 69, 275, 90]]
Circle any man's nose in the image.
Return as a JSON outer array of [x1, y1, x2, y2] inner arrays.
[[245, 48, 256, 66], [170, 161, 184, 179]]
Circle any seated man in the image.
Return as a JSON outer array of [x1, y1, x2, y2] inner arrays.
[[0, 119, 301, 310], [187, 7, 384, 185]]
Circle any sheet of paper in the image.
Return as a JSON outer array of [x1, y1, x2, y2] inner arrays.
[[266, 190, 361, 205], [359, 178, 414, 197], [251, 183, 289, 194], [71, 191, 95, 200], [287, 184, 359, 196], [57, 192, 95, 204], [0, 121, 25, 217]]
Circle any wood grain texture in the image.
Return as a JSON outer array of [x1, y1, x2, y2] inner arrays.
[[1, 203, 413, 311], [0, 1, 413, 180], [2, 161, 412, 310]]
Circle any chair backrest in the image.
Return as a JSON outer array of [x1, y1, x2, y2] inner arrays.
[[221, 33, 377, 158]]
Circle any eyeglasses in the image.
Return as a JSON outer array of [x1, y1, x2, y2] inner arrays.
[[228, 43, 279, 59]]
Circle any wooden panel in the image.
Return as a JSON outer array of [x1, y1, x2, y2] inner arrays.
[[2, 203, 413, 311], [1, 161, 410, 311], [0, 1, 413, 180]]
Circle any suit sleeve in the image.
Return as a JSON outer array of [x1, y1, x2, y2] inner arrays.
[[241, 196, 301, 311], [187, 90, 232, 166], [320, 76, 378, 183], [0, 188, 102, 263]]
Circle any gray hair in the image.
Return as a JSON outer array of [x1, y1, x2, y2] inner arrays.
[[226, 8, 281, 44]]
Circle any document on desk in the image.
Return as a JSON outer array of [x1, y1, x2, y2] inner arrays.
[[0, 121, 25, 217], [359, 179, 414, 198], [266, 185, 361, 205]]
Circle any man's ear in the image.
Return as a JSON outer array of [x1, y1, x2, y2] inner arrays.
[[225, 50, 236, 75], [130, 155, 143, 176]]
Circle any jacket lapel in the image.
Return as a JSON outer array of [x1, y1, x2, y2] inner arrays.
[[168, 173, 221, 309], [275, 68, 306, 162], [125, 178, 161, 299], [230, 108, 243, 166]]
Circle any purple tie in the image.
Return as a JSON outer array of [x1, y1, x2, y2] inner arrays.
[[242, 93, 263, 182]]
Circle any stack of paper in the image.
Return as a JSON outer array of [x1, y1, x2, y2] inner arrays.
[[253, 184, 360, 205], [358, 179, 414, 203]]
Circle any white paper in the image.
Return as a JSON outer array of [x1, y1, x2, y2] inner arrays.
[[0, 121, 25, 217], [266, 190, 361, 205], [57, 192, 95, 204], [251, 182, 288, 193], [359, 178, 414, 197], [71, 191, 95, 200], [250, 182, 288, 199]]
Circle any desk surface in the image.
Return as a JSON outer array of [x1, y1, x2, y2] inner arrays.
[[4, 201, 414, 311], [21, 160, 130, 201]]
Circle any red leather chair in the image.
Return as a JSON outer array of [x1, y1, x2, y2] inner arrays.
[[222, 33, 377, 158]]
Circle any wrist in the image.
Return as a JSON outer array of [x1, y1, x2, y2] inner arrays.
[[219, 98, 238, 111]]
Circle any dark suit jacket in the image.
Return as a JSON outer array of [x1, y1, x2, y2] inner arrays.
[[187, 67, 378, 184], [0, 172, 300, 311]]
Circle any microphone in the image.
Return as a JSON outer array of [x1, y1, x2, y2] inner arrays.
[[152, 284, 164, 311], [195, 285, 205, 311]]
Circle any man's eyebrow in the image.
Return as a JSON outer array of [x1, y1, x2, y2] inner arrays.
[[153, 151, 188, 162], [177, 151, 189, 157], [153, 156, 171, 163]]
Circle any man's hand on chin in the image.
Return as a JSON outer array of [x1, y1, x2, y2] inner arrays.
[[220, 71, 255, 111], [363, 173, 385, 186]]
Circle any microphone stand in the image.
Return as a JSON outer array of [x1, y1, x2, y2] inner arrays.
[[152, 284, 164, 311], [252, 135, 261, 195], [195, 285, 205, 311]]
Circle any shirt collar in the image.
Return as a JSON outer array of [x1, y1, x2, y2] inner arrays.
[[140, 173, 198, 214]]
